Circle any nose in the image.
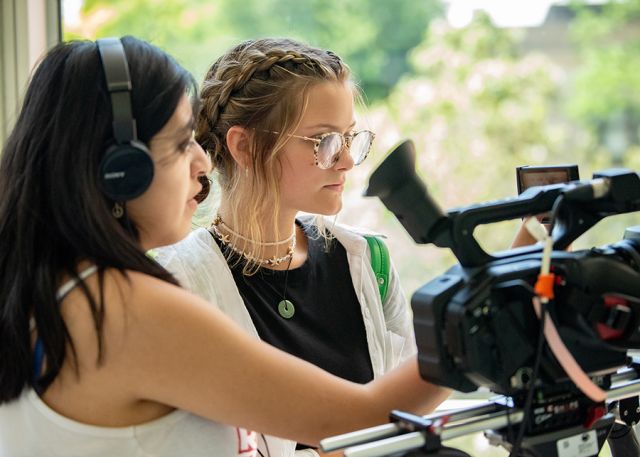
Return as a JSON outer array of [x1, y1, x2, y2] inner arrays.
[[192, 141, 213, 176], [333, 141, 354, 171]]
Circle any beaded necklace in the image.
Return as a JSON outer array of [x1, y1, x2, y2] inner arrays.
[[210, 214, 296, 267]]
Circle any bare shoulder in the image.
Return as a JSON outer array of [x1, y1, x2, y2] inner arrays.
[[59, 267, 215, 367], [118, 269, 214, 320], [61, 267, 187, 312], [68, 267, 209, 314]]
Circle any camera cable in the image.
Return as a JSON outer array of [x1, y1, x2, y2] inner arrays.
[[508, 296, 547, 457], [508, 218, 554, 456]]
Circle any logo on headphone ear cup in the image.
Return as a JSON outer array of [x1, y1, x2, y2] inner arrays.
[[100, 139, 154, 201]]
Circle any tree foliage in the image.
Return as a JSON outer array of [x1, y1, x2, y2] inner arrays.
[[568, 0, 640, 159], [68, 0, 442, 102], [383, 13, 564, 205]]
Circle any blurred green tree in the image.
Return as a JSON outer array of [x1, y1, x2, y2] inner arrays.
[[353, 12, 569, 283], [346, 8, 640, 294], [568, 0, 640, 165], [68, 0, 443, 102], [389, 13, 563, 203]]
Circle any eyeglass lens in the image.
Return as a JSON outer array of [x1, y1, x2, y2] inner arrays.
[[317, 131, 374, 169]]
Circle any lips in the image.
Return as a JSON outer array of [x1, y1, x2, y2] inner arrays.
[[325, 176, 345, 187], [324, 181, 344, 191]]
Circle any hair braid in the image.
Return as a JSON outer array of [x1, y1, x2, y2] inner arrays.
[[197, 45, 337, 162]]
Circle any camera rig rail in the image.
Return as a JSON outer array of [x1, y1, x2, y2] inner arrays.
[[320, 362, 640, 457]]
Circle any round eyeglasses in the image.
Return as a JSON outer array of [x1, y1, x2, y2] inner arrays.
[[277, 130, 375, 169]]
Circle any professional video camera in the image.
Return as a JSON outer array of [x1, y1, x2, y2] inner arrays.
[[321, 140, 640, 457]]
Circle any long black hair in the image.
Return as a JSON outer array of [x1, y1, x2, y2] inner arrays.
[[0, 36, 195, 402]]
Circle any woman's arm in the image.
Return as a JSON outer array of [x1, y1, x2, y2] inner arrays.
[[114, 271, 450, 446], [511, 217, 541, 248]]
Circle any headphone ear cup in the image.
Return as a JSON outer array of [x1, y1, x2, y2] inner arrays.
[[100, 140, 154, 201]]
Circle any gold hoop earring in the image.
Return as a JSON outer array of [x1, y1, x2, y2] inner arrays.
[[112, 202, 124, 219]]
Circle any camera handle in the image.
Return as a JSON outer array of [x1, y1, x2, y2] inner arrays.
[[365, 140, 640, 268], [447, 168, 640, 267]]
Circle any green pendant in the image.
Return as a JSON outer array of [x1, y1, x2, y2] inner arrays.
[[278, 299, 295, 319]]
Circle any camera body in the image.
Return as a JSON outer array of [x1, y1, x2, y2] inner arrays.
[[365, 140, 640, 400], [412, 242, 639, 396]]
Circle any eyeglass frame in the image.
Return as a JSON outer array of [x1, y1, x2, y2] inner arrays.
[[267, 130, 376, 169]]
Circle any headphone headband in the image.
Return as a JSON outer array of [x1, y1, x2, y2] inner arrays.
[[96, 38, 137, 144]]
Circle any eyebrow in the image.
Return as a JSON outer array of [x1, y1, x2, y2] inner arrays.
[[177, 117, 195, 136], [154, 117, 195, 141], [304, 121, 357, 132]]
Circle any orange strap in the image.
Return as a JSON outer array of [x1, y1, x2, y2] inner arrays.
[[534, 273, 555, 300]]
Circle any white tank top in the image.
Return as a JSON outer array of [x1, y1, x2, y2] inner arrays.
[[0, 267, 258, 457]]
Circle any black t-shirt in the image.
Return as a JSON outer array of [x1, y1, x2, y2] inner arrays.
[[214, 220, 374, 384]]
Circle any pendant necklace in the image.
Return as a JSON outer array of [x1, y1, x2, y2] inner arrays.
[[277, 256, 295, 319], [211, 214, 299, 318]]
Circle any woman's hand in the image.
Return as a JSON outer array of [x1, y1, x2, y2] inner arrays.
[[511, 217, 550, 248]]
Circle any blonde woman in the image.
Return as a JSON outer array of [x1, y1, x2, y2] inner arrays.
[[156, 38, 428, 456]]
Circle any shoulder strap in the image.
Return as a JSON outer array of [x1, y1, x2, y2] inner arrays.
[[364, 235, 390, 304], [33, 265, 99, 386]]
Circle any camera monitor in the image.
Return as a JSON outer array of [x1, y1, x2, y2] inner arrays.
[[517, 164, 580, 223]]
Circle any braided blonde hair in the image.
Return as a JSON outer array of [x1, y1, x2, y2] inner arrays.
[[197, 38, 354, 274]]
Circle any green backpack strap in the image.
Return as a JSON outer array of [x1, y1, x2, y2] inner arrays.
[[364, 235, 390, 304]]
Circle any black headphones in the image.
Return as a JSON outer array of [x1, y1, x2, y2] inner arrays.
[[96, 38, 154, 201]]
